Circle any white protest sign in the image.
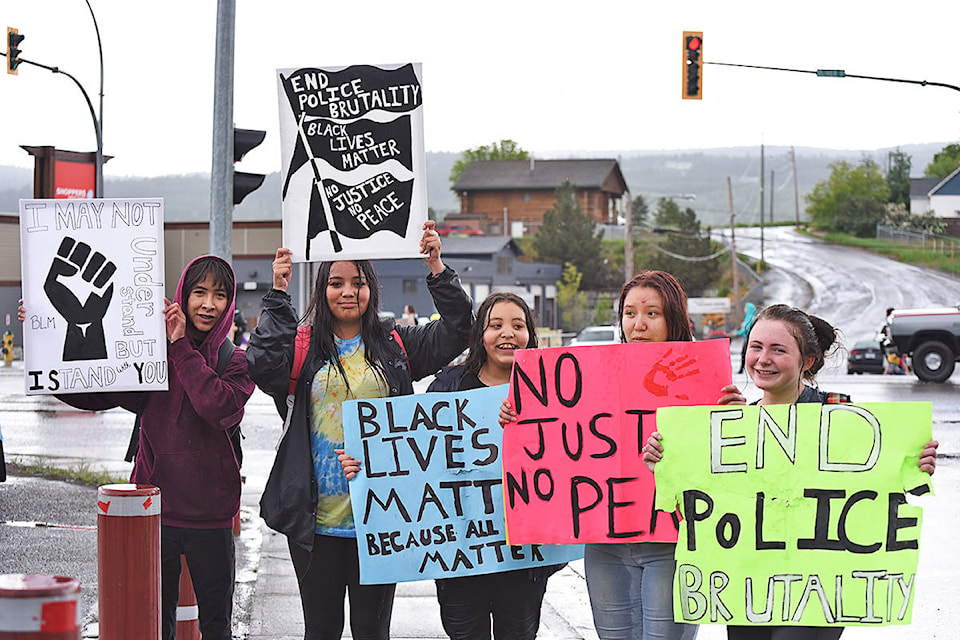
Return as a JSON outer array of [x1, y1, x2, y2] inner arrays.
[[277, 62, 427, 262], [19, 198, 167, 395]]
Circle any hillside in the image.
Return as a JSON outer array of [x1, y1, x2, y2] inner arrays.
[[0, 143, 944, 228]]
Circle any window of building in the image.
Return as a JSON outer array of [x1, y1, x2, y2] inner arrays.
[[496, 256, 513, 274], [403, 279, 418, 294], [523, 193, 530, 203]]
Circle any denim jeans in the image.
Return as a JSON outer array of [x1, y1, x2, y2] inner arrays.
[[160, 525, 235, 640], [585, 542, 696, 640], [287, 534, 396, 640], [435, 569, 550, 640]]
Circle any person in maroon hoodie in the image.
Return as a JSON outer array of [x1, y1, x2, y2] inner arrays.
[[27, 255, 255, 640]]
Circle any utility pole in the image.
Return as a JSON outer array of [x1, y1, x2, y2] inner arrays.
[[624, 192, 633, 283], [210, 0, 236, 260], [759, 143, 765, 270], [769, 170, 775, 224], [727, 177, 740, 324], [791, 146, 800, 227]]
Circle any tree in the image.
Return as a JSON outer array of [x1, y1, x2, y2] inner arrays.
[[630, 195, 649, 230], [448, 139, 529, 188], [557, 262, 587, 331], [532, 181, 606, 289], [646, 199, 722, 295], [924, 143, 960, 179], [886, 149, 911, 207], [806, 159, 889, 237]]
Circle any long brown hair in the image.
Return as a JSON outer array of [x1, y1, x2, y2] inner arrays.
[[617, 270, 693, 342], [462, 292, 538, 374]]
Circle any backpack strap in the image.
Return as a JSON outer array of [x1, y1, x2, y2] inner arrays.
[[216, 338, 236, 377], [278, 325, 313, 450], [289, 325, 313, 396]]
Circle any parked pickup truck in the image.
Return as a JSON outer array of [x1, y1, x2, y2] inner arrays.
[[883, 307, 960, 382]]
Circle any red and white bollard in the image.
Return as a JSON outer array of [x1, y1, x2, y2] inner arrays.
[[175, 556, 199, 640], [96, 484, 161, 640], [0, 574, 81, 639]]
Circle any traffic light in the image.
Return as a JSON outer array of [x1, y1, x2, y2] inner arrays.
[[6, 27, 24, 75], [233, 128, 266, 206], [682, 31, 703, 100]]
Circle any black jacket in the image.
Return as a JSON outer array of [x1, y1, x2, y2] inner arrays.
[[247, 267, 474, 551]]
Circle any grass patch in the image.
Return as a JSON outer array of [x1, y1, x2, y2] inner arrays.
[[7, 456, 128, 487]]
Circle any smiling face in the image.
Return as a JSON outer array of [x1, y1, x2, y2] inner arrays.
[[482, 301, 530, 375], [325, 261, 370, 337], [745, 318, 816, 404], [621, 286, 669, 344], [186, 273, 229, 338]]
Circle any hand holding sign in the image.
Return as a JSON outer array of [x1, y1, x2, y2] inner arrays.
[[43, 237, 116, 361]]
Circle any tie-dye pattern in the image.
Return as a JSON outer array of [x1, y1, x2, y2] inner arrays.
[[309, 334, 387, 537]]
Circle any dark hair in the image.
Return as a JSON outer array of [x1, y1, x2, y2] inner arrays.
[[302, 260, 390, 388], [749, 304, 840, 382], [182, 257, 234, 305], [617, 270, 693, 342], [462, 292, 538, 374]]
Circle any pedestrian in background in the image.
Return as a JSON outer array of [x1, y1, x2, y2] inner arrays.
[[735, 302, 759, 374], [245, 221, 473, 640], [398, 303, 419, 326]]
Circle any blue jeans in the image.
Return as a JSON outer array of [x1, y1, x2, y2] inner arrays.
[[585, 542, 696, 640]]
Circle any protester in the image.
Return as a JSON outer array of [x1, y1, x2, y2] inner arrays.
[[501, 270, 698, 640], [343, 292, 562, 640], [245, 221, 473, 640], [23, 255, 255, 640], [644, 303, 938, 640]]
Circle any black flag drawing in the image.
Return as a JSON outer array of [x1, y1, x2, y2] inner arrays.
[[279, 64, 422, 258]]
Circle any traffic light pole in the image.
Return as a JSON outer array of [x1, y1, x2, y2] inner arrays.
[[705, 61, 960, 94], [11, 57, 102, 190], [210, 0, 236, 261]]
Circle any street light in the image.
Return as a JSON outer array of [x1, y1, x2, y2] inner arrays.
[[83, 0, 104, 198]]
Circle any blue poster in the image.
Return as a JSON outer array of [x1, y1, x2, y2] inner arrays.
[[343, 385, 583, 584]]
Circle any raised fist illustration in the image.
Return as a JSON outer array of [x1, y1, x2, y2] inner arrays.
[[44, 237, 117, 361], [642, 347, 700, 400]]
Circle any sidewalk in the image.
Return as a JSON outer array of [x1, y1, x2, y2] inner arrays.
[[244, 517, 600, 640]]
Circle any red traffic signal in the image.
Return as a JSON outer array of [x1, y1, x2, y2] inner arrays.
[[682, 30, 703, 100], [6, 27, 24, 75]]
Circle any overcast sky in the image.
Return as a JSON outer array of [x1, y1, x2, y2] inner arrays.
[[3, 0, 959, 178]]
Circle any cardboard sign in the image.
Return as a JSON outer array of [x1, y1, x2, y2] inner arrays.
[[654, 402, 933, 627], [343, 385, 583, 584], [19, 198, 167, 395], [277, 63, 427, 262], [502, 340, 732, 544]]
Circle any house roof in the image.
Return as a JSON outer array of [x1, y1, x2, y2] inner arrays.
[[931, 166, 960, 197], [452, 159, 627, 194], [911, 177, 941, 197], [440, 235, 523, 256]]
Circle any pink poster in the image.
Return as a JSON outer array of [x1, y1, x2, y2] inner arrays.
[[503, 340, 732, 544]]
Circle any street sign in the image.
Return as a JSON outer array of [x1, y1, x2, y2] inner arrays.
[[816, 69, 846, 77], [687, 297, 732, 314]]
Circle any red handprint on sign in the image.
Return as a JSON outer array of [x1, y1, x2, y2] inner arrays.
[[642, 347, 700, 400]]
